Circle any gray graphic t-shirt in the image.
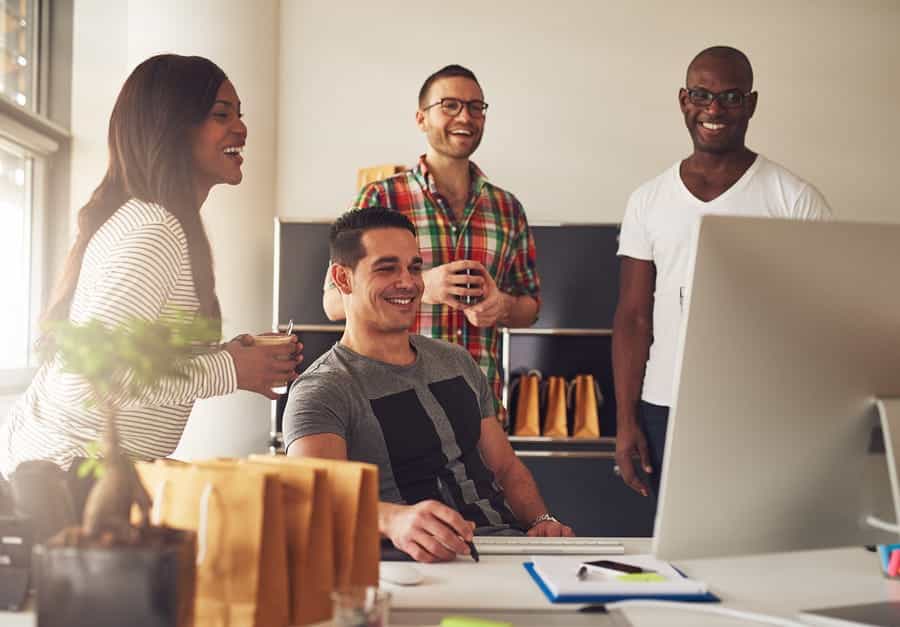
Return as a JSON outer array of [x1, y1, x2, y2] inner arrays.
[[283, 334, 518, 529]]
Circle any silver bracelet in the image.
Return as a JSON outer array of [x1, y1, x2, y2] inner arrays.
[[528, 512, 560, 528]]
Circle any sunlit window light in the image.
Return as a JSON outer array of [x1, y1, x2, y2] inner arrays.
[[16, 56, 27, 67], [15, 93, 27, 107], [14, 169, 25, 187]]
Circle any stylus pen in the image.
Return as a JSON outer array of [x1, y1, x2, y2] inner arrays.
[[436, 476, 479, 562], [577, 563, 654, 579]]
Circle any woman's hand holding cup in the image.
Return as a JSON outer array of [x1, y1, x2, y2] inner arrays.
[[225, 332, 303, 399]]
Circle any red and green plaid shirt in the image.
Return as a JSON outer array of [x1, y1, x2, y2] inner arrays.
[[353, 156, 541, 411]]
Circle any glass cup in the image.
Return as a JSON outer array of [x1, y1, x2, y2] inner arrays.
[[331, 586, 391, 627], [253, 333, 294, 394]]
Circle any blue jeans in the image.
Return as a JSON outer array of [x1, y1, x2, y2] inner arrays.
[[638, 401, 669, 499]]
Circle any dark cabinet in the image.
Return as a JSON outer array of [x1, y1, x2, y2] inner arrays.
[[501, 224, 654, 536]]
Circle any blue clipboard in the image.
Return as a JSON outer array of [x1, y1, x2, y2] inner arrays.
[[523, 562, 720, 604]]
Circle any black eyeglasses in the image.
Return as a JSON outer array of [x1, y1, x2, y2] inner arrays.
[[685, 87, 754, 108], [422, 97, 489, 118]]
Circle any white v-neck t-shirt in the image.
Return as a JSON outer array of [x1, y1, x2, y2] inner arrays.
[[617, 154, 831, 406]]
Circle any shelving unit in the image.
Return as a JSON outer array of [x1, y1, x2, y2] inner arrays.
[[500, 323, 653, 535], [501, 326, 617, 441], [501, 327, 612, 417]]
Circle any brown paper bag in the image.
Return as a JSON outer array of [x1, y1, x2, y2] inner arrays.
[[244, 457, 334, 626], [569, 374, 603, 438], [542, 375, 569, 437], [511, 371, 541, 436], [251, 456, 379, 588], [136, 461, 290, 627]]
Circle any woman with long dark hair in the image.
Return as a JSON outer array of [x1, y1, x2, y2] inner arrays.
[[0, 54, 300, 477]]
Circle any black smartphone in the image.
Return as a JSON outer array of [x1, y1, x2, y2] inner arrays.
[[581, 559, 646, 574], [455, 268, 481, 305]]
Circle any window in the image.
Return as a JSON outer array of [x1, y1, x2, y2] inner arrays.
[[0, 139, 33, 370], [1, 0, 38, 111], [0, 0, 69, 392]]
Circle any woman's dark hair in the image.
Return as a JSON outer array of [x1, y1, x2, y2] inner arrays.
[[41, 54, 228, 348]]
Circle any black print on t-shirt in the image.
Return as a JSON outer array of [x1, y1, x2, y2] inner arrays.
[[369, 376, 516, 527], [370, 388, 446, 505]]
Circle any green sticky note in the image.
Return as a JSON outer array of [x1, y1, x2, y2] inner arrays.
[[617, 573, 667, 583], [441, 617, 513, 627]]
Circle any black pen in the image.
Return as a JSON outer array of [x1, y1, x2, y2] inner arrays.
[[436, 476, 479, 562], [467, 538, 480, 563]]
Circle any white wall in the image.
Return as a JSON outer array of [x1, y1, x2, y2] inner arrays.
[[276, 0, 900, 224], [70, 0, 280, 459]]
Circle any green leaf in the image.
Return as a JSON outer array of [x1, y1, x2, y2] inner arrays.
[[46, 311, 221, 409], [77, 459, 96, 479]]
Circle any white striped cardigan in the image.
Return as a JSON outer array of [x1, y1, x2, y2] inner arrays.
[[0, 199, 237, 476]]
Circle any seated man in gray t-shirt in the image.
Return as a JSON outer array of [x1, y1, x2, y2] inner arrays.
[[284, 207, 573, 563]]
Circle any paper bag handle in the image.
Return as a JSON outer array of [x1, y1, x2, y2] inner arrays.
[[593, 377, 604, 408], [567, 376, 577, 408], [151, 479, 169, 526], [197, 482, 217, 566]]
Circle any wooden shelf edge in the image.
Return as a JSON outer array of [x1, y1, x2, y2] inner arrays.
[[508, 436, 616, 444]]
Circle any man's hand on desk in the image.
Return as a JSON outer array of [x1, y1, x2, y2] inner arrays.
[[527, 520, 575, 537], [380, 500, 475, 563]]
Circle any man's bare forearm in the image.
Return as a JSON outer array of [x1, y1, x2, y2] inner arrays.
[[612, 312, 651, 426], [495, 456, 547, 527]]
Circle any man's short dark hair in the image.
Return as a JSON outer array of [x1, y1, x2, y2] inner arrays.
[[418, 64, 481, 108], [687, 46, 754, 90], [330, 207, 417, 269]]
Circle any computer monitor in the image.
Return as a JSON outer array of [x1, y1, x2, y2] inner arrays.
[[653, 216, 900, 560]]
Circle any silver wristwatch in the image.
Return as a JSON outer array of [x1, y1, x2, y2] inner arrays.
[[528, 512, 560, 528]]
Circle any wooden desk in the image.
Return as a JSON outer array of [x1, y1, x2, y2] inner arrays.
[[2, 541, 894, 626]]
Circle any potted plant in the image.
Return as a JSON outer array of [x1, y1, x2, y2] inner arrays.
[[32, 314, 219, 627]]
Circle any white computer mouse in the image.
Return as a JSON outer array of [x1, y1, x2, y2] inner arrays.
[[379, 562, 424, 586]]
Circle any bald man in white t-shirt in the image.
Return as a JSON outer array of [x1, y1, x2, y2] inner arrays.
[[612, 46, 831, 499]]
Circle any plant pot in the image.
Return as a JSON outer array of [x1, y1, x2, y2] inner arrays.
[[33, 527, 195, 627]]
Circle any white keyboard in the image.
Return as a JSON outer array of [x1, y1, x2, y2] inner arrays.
[[473, 536, 625, 555]]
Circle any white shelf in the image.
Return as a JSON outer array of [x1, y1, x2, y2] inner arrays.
[[501, 328, 612, 336]]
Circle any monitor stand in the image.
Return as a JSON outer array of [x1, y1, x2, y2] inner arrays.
[[866, 399, 900, 535]]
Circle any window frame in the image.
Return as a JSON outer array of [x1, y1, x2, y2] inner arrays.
[[0, 0, 71, 395]]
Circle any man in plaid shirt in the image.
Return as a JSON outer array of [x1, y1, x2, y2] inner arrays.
[[324, 64, 541, 413]]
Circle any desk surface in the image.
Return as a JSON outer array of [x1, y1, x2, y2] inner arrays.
[[1, 539, 895, 627], [383, 539, 896, 626]]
